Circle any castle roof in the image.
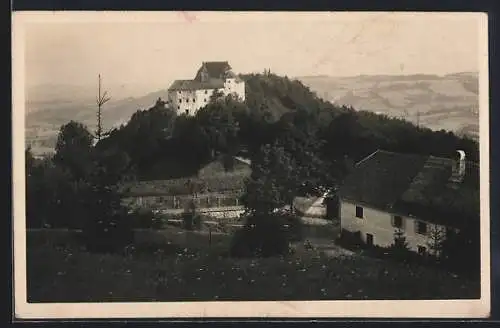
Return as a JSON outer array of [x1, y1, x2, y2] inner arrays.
[[194, 61, 233, 81], [168, 61, 242, 91], [168, 78, 224, 91]]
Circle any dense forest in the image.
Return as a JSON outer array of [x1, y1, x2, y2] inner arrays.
[[87, 72, 479, 181], [25, 72, 480, 255]]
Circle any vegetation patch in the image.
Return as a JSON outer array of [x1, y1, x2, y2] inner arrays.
[[27, 232, 480, 302]]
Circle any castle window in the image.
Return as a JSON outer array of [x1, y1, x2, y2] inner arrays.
[[205, 90, 208, 94], [177, 106, 180, 109], [179, 99, 182, 103], [185, 110, 189, 115], [193, 98, 195, 102], [417, 246, 427, 255]]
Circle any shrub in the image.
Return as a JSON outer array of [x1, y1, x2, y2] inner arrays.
[[182, 212, 202, 231], [182, 199, 202, 231], [129, 208, 164, 230], [336, 229, 364, 250], [82, 212, 134, 253], [229, 214, 291, 258], [388, 228, 412, 261], [280, 214, 304, 242]]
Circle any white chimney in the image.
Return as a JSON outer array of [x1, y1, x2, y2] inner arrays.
[[451, 150, 466, 183]]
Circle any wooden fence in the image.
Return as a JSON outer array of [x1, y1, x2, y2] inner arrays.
[[123, 193, 242, 210]]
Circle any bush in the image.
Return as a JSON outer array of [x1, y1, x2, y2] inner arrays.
[[280, 214, 304, 242], [182, 212, 202, 231], [129, 208, 164, 230], [182, 199, 202, 231], [82, 212, 134, 253], [229, 214, 292, 258], [336, 229, 364, 250], [388, 229, 412, 261]]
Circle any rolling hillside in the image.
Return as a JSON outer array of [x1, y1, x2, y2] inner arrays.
[[25, 72, 479, 156], [298, 72, 479, 139], [25, 88, 171, 156]]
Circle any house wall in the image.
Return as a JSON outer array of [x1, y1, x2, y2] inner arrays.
[[340, 200, 449, 255]]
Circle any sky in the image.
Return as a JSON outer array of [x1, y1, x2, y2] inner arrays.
[[19, 11, 484, 96]]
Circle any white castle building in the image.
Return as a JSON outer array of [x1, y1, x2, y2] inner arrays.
[[167, 61, 246, 116]]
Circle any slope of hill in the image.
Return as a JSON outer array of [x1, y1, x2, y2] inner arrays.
[[297, 72, 479, 140], [25, 72, 479, 156], [25, 88, 171, 156]]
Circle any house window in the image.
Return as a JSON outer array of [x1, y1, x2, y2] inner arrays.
[[355, 206, 364, 218], [186, 98, 189, 103], [185, 110, 189, 115], [179, 99, 182, 103], [393, 215, 403, 228], [417, 246, 427, 255], [177, 106, 180, 109], [193, 98, 195, 102], [205, 90, 208, 94], [366, 233, 374, 246], [204, 98, 207, 102], [416, 221, 427, 235]]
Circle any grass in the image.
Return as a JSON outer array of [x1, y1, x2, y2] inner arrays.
[[26, 228, 480, 303]]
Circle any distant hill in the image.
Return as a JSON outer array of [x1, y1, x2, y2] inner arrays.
[[297, 72, 479, 140], [25, 88, 171, 156], [25, 72, 479, 156]]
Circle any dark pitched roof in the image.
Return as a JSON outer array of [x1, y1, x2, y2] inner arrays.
[[168, 78, 224, 91], [393, 158, 479, 227], [339, 150, 428, 210], [194, 61, 233, 81], [339, 150, 480, 228]]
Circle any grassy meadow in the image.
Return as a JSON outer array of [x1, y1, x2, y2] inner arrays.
[[26, 227, 480, 303]]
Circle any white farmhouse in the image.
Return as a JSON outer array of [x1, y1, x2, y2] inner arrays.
[[338, 149, 479, 256], [167, 61, 246, 116]]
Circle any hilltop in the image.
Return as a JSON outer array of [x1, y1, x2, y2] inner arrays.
[[25, 72, 479, 156]]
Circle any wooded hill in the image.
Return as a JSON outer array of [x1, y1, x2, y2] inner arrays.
[[92, 72, 478, 182]]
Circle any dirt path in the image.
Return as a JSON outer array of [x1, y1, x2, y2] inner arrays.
[[298, 237, 356, 258]]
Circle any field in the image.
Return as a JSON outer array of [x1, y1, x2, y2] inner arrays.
[[26, 228, 480, 302]]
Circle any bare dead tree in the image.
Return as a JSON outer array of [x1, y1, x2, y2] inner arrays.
[[96, 74, 111, 142]]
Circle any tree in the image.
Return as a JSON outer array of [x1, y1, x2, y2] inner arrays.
[[26, 158, 88, 229], [242, 142, 296, 217], [274, 109, 341, 207], [426, 225, 446, 258], [389, 228, 411, 260], [441, 224, 480, 276], [96, 74, 111, 142], [196, 98, 241, 159], [25, 146, 36, 178], [53, 121, 94, 181], [80, 147, 133, 253]]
